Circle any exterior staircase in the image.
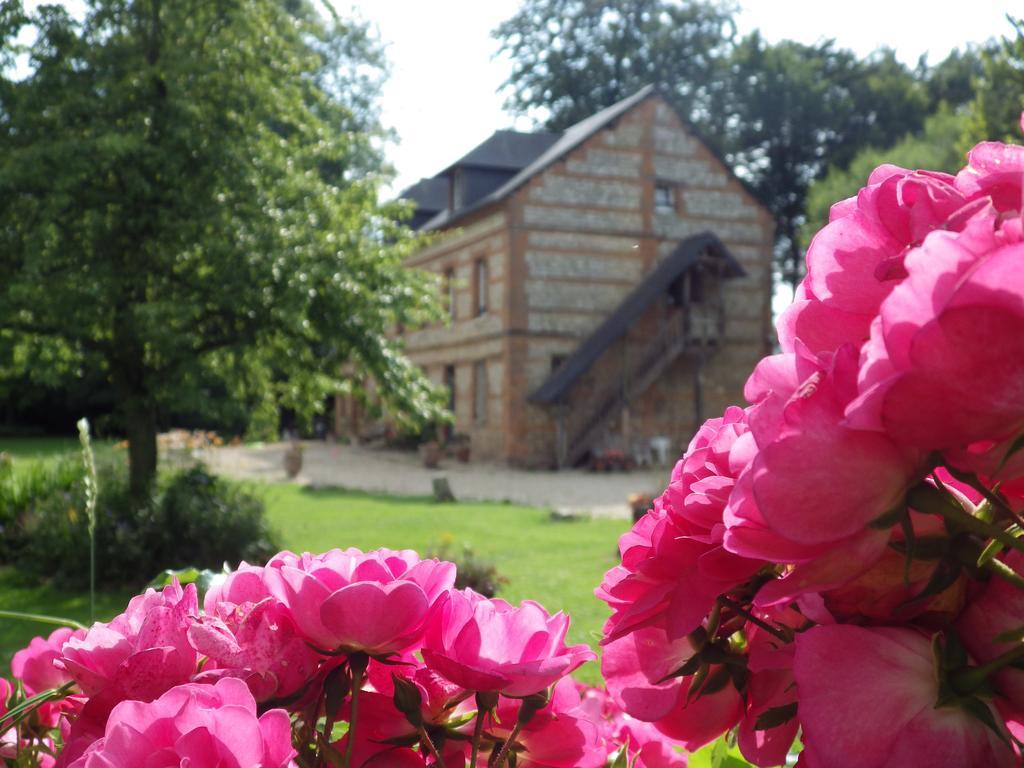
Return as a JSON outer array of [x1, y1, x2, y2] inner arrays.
[[555, 305, 717, 468]]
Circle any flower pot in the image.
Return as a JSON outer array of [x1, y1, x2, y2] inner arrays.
[[283, 442, 304, 478], [419, 440, 441, 469]]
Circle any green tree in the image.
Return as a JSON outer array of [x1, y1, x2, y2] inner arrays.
[[704, 36, 928, 290], [918, 45, 988, 114], [799, 106, 969, 249], [493, 0, 737, 129], [962, 16, 1024, 147], [0, 0, 444, 495]]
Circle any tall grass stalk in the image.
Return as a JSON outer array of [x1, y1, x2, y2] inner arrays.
[[77, 418, 98, 622]]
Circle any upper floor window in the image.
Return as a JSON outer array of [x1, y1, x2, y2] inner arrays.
[[474, 257, 489, 316], [443, 267, 456, 320], [654, 182, 676, 212], [443, 364, 456, 412]]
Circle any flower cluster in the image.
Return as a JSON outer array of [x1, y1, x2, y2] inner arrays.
[[1, 547, 675, 767], [597, 133, 1024, 766]]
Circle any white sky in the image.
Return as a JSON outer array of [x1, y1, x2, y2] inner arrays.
[[22, 1, 1022, 194]]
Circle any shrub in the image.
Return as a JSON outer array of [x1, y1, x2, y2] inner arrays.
[[154, 466, 278, 574], [427, 538, 507, 598], [0, 454, 84, 562], [11, 462, 278, 588]]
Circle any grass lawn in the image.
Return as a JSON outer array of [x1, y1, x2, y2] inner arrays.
[[0, 569, 133, 673], [1, 435, 118, 466]]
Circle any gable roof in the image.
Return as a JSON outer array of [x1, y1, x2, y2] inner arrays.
[[528, 232, 745, 405], [421, 85, 655, 231], [401, 176, 449, 215], [439, 129, 562, 173]]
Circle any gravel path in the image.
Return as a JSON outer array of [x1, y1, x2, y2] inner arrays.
[[204, 442, 670, 520]]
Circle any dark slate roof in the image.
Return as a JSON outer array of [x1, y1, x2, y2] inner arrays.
[[440, 129, 562, 173], [528, 232, 745, 405], [422, 85, 656, 231], [400, 176, 449, 214]]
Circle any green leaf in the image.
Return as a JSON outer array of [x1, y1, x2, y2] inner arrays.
[[959, 696, 1012, 746], [753, 702, 798, 731], [688, 737, 755, 768], [869, 503, 907, 529], [0, 682, 75, 731], [997, 432, 1024, 471], [996, 625, 1024, 644]]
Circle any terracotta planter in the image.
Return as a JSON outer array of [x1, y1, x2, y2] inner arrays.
[[419, 440, 441, 469], [283, 442, 304, 478]]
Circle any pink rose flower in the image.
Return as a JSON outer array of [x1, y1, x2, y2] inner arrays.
[[794, 625, 1015, 767], [576, 684, 688, 767], [13, 627, 82, 695], [597, 407, 765, 643], [189, 598, 321, 703], [203, 561, 272, 612], [11, 626, 84, 727], [782, 165, 965, 356], [602, 622, 742, 750], [746, 346, 922, 546], [421, 588, 594, 697], [955, 139, 1024, 213], [957, 552, 1024, 711], [735, 621, 800, 768], [0, 677, 15, 759], [66, 678, 296, 768], [56, 581, 199, 718], [335, 659, 472, 766], [478, 677, 607, 768], [850, 210, 1024, 450], [264, 548, 455, 655], [192, 562, 320, 702]]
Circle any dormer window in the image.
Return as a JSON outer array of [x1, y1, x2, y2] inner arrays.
[[655, 182, 675, 212]]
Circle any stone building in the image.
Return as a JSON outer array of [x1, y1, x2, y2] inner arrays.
[[338, 86, 775, 468]]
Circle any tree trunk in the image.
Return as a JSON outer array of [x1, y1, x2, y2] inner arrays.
[[125, 399, 158, 499]]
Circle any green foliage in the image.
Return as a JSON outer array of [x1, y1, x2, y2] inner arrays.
[[156, 466, 278, 571], [493, 0, 737, 129], [6, 461, 279, 588], [919, 45, 989, 114], [427, 538, 508, 598], [687, 738, 755, 767], [0, 454, 83, 561], [800, 107, 970, 249], [0, 0, 446, 493], [148, 564, 230, 602], [705, 36, 928, 288], [962, 16, 1024, 148]]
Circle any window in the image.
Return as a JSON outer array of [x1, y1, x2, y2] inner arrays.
[[551, 354, 566, 374], [443, 365, 456, 412], [474, 258, 489, 316], [654, 182, 675, 212], [473, 361, 488, 424], [443, 268, 456, 320]]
